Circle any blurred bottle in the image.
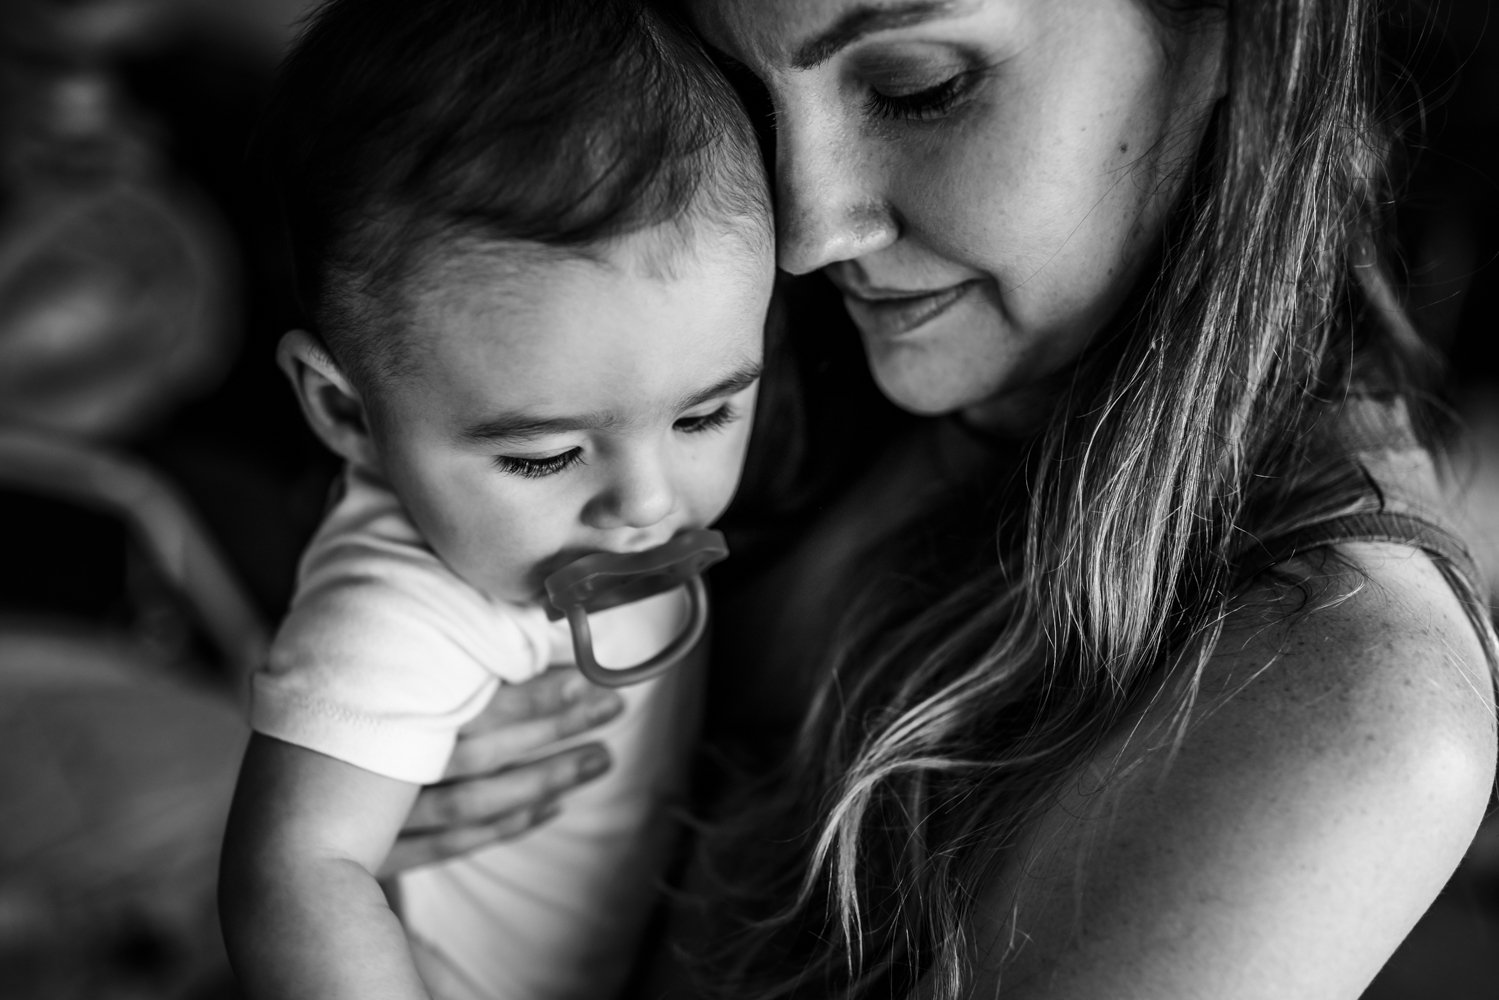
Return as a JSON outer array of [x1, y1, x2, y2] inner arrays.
[[0, 0, 237, 440]]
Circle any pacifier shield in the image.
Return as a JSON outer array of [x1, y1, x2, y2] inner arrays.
[[542, 529, 729, 687], [542, 529, 728, 620]]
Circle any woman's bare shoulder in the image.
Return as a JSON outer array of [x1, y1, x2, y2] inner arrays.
[[959, 542, 1496, 1000], [1202, 540, 1495, 808]]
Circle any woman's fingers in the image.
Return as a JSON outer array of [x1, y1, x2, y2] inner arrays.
[[444, 668, 623, 780], [380, 797, 561, 877], [380, 669, 623, 874], [458, 664, 606, 727], [382, 742, 613, 874], [407, 741, 612, 833]]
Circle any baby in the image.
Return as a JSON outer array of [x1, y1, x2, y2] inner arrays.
[[216, 1, 772, 998]]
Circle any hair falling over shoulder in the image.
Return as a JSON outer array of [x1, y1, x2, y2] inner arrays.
[[689, 2, 1497, 998]]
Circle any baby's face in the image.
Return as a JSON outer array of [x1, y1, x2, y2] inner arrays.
[[367, 229, 771, 605]]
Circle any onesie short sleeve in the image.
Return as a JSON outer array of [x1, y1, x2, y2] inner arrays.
[[251, 467, 553, 784]]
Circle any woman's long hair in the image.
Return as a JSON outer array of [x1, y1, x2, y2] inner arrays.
[[693, 1, 1496, 997]]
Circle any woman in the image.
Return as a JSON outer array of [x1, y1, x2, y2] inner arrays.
[[397, 0, 1498, 996]]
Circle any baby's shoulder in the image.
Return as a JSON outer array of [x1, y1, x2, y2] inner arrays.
[[295, 466, 543, 629], [277, 498, 548, 681]]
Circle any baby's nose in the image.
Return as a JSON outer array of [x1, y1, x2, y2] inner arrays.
[[585, 456, 677, 530]]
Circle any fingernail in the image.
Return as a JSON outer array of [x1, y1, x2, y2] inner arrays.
[[586, 692, 624, 725], [578, 748, 611, 779]]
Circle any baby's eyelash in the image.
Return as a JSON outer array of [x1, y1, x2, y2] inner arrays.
[[492, 449, 583, 479], [491, 406, 737, 477], [675, 404, 739, 435]]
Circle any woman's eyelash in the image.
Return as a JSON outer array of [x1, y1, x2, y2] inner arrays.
[[676, 404, 738, 434], [493, 449, 583, 479], [865, 72, 972, 121]]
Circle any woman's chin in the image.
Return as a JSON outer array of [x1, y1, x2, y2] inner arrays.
[[871, 362, 1063, 438], [860, 321, 1078, 432], [867, 361, 993, 418], [852, 295, 1026, 418]]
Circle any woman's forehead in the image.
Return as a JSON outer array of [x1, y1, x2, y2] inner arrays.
[[689, 0, 987, 64]]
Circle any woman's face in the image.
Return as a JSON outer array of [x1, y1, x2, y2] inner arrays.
[[691, 0, 1225, 428]]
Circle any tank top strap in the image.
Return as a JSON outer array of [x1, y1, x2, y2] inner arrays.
[[1238, 509, 1484, 590], [1240, 505, 1498, 680], [1256, 394, 1486, 585], [1232, 395, 1498, 672]]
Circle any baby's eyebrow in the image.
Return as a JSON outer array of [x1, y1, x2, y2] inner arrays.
[[674, 361, 762, 412], [459, 361, 762, 444], [460, 411, 619, 443]]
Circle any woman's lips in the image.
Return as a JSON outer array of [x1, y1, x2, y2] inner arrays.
[[839, 281, 979, 340]]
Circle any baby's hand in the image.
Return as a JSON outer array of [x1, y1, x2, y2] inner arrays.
[[380, 666, 623, 875]]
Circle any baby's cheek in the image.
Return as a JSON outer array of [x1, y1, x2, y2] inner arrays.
[[703, 462, 748, 524]]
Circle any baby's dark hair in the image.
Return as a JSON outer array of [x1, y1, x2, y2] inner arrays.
[[257, 0, 769, 390]]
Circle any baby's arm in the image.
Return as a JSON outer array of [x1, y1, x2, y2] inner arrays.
[[220, 732, 430, 1000]]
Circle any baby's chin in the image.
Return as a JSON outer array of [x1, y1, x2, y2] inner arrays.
[[442, 560, 544, 608], [497, 577, 551, 608]]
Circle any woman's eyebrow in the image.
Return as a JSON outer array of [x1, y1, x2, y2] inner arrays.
[[791, 1, 973, 69]]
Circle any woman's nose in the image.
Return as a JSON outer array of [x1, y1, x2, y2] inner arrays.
[[774, 114, 898, 275], [583, 453, 677, 531]]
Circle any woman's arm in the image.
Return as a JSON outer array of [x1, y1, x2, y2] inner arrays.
[[219, 733, 431, 1000], [953, 542, 1496, 1000]]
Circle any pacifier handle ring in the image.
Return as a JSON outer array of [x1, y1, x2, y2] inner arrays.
[[565, 574, 710, 688]]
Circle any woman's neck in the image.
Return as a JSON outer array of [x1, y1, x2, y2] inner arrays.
[[958, 365, 1080, 439]]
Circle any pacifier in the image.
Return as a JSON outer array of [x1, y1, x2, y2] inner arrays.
[[543, 529, 728, 688]]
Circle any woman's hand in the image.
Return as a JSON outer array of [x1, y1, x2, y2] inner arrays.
[[379, 666, 624, 876]]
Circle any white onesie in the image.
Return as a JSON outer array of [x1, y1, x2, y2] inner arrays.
[[251, 464, 703, 1000]]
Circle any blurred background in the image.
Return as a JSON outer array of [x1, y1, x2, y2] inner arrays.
[[0, 1, 1495, 998]]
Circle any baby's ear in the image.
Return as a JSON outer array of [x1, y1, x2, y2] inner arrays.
[[277, 330, 379, 469]]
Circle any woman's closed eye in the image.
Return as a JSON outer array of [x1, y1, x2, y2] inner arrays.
[[865, 70, 979, 122], [492, 449, 583, 479]]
